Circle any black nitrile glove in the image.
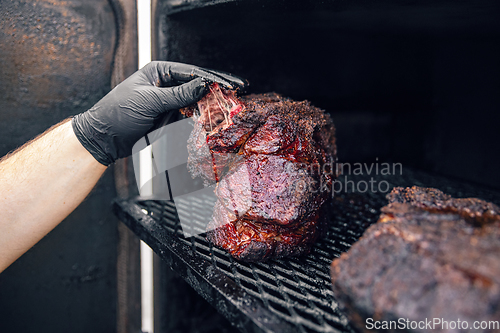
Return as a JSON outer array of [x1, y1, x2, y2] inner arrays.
[[72, 61, 247, 166]]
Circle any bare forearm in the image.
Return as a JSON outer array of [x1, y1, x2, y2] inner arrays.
[[0, 119, 107, 272]]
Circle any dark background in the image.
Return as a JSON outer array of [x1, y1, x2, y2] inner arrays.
[[156, 0, 500, 189]]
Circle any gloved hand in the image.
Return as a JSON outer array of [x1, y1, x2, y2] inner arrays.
[[72, 61, 247, 166]]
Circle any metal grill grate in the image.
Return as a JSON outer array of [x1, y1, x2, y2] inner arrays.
[[113, 168, 500, 333]]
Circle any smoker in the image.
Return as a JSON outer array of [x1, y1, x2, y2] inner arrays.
[[1, 0, 499, 332], [116, 1, 500, 332]]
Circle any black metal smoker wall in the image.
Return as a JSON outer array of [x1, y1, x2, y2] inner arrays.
[[0, 1, 118, 332], [155, 0, 500, 189], [151, 2, 500, 329]]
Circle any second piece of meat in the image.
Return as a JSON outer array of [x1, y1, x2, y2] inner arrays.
[[331, 186, 500, 333]]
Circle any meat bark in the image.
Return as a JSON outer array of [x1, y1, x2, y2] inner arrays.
[[183, 84, 337, 261], [330, 186, 500, 333]]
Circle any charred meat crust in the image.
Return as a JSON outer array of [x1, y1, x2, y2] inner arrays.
[[385, 186, 500, 226], [185, 85, 337, 262]]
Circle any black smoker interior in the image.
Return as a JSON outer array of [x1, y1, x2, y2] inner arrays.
[[153, 0, 500, 327], [146, 1, 500, 332], [155, 0, 500, 189]]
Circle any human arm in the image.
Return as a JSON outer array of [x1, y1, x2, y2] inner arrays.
[[0, 61, 246, 273], [0, 119, 107, 272]]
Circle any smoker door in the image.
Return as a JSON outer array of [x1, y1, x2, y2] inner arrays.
[[0, 1, 138, 332]]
